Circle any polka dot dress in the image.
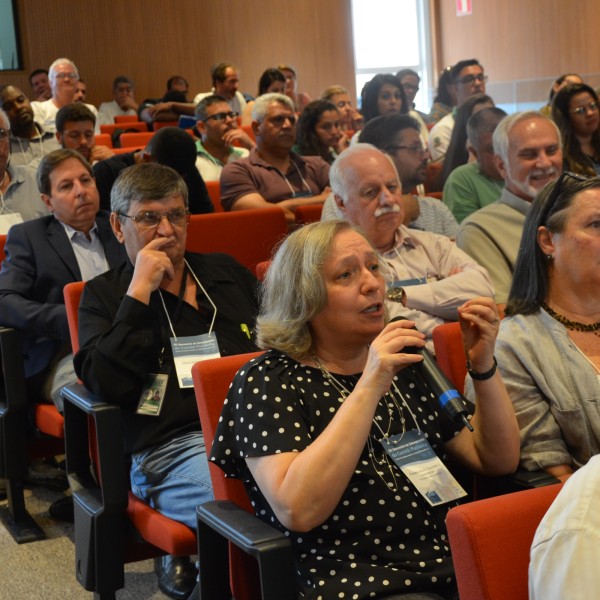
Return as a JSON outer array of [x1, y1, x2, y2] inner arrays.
[[211, 350, 469, 599]]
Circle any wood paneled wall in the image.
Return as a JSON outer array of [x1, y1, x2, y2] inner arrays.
[[433, 0, 600, 103], [0, 0, 356, 108]]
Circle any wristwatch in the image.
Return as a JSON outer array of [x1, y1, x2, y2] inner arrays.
[[466, 357, 498, 381], [386, 287, 406, 305]]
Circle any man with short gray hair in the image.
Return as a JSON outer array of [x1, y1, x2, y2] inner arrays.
[[31, 58, 98, 133], [443, 107, 507, 223], [331, 143, 493, 347], [456, 111, 563, 303], [220, 92, 330, 222]]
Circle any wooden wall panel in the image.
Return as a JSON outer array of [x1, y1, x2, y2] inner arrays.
[[434, 0, 600, 103], [0, 0, 356, 108]]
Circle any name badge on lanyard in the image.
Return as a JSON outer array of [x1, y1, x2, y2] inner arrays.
[[380, 430, 467, 506], [170, 333, 220, 388]]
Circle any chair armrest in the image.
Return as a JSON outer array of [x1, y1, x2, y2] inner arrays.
[[196, 499, 296, 600], [61, 382, 129, 591], [475, 469, 561, 499], [0, 327, 29, 479]]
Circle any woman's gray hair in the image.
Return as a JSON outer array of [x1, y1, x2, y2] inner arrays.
[[110, 162, 188, 216], [257, 220, 358, 358], [251, 93, 294, 122]]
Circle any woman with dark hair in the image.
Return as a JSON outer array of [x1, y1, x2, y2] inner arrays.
[[470, 174, 600, 482], [428, 67, 458, 124], [360, 73, 407, 123], [211, 220, 518, 600], [295, 99, 347, 164], [539, 72, 583, 118], [552, 83, 600, 176], [440, 93, 495, 185], [241, 68, 286, 125]]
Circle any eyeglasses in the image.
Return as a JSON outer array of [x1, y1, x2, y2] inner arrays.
[[202, 111, 238, 123], [571, 101, 599, 116], [540, 171, 589, 226], [118, 208, 190, 229], [54, 72, 79, 81], [456, 73, 488, 85], [387, 144, 428, 156], [0, 128, 9, 142]]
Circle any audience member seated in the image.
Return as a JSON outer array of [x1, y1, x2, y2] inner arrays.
[[98, 75, 139, 125], [396, 68, 429, 131], [440, 93, 495, 187], [0, 84, 60, 166], [539, 72, 583, 118], [194, 94, 254, 182], [56, 103, 114, 164], [552, 83, 600, 176], [360, 74, 407, 127], [468, 174, 600, 484], [276, 62, 312, 113], [220, 93, 330, 223], [457, 112, 563, 303], [329, 144, 493, 347], [93, 126, 213, 213], [323, 115, 459, 238], [443, 107, 506, 223], [429, 59, 488, 162], [31, 58, 98, 133], [210, 219, 519, 600], [194, 62, 247, 116], [138, 75, 190, 125], [74, 163, 259, 598], [29, 68, 52, 102], [0, 148, 126, 407], [240, 67, 286, 126], [529, 453, 600, 599], [74, 78, 89, 104], [295, 99, 348, 164], [0, 108, 50, 233], [321, 85, 364, 134], [428, 66, 457, 125]]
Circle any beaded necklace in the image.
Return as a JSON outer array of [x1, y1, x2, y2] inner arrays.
[[542, 302, 600, 338]]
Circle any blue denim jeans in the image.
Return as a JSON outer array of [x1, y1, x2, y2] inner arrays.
[[130, 430, 213, 529]]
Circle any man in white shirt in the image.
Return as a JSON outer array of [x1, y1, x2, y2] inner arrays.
[[98, 76, 139, 125], [428, 59, 488, 162], [194, 62, 248, 116], [31, 58, 99, 133]]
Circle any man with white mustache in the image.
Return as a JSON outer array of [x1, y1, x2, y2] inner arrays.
[[331, 143, 493, 347], [457, 112, 563, 303]]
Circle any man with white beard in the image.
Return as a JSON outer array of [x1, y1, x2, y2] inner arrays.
[[330, 143, 493, 348], [457, 112, 563, 304]]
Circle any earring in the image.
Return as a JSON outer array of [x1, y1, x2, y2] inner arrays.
[[546, 254, 553, 261]]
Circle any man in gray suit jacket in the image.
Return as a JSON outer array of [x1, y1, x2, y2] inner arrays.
[[0, 148, 127, 406]]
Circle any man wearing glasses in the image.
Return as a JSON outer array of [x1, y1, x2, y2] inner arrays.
[[428, 59, 488, 161], [193, 94, 255, 182], [31, 58, 99, 134], [220, 93, 331, 223], [457, 112, 563, 303], [74, 162, 258, 598]]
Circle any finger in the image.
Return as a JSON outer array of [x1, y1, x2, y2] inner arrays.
[[144, 236, 177, 251]]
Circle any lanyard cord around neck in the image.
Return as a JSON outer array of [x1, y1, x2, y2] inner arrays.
[[278, 158, 312, 197], [158, 258, 217, 340]]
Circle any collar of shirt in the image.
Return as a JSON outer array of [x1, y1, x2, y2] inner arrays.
[[248, 147, 307, 172], [499, 187, 532, 216]]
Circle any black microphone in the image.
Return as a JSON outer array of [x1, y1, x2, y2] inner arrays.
[[390, 316, 474, 432]]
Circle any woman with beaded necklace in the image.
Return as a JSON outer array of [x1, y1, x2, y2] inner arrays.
[[480, 173, 600, 483], [211, 220, 518, 600]]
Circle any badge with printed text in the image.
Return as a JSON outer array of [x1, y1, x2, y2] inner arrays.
[[136, 369, 170, 416], [170, 333, 220, 388], [380, 430, 467, 506]]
